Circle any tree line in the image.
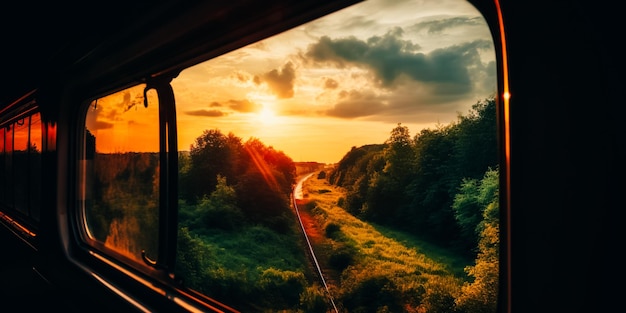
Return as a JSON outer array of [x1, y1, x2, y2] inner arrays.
[[328, 97, 498, 259]]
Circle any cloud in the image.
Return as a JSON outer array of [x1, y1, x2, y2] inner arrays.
[[85, 102, 115, 130], [325, 89, 387, 118], [305, 27, 492, 94], [409, 16, 485, 34], [118, 90, 144, 113], [227, 99, 261, 112], [324, 77, 339, 89], [322, 77, 494, 123], [234, 72, 248, 83], [186, 109, 227, 117], [184, 98, 262, 117], [256, 62, 296, 98], [90, 120, 114, 130]]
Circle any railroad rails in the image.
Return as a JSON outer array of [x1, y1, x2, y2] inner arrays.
[[292, 173, 339, 313]]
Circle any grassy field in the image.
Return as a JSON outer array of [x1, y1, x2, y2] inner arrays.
[[177, 170, 475, 312], [300, 174, 468, 312]]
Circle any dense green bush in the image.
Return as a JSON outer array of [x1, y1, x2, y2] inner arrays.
[[257, 268, 307, 309]]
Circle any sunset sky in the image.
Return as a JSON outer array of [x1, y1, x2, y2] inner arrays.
[[88, 0, 496, 164]]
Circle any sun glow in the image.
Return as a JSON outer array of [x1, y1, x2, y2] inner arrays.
[[257, 107, 279, 125], [166, 0, 494, 164]]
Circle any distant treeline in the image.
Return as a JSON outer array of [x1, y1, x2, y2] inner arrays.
[[295, 161, 326, 177], [328, 97, 497, 257]]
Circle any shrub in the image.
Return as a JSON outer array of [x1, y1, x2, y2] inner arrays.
[[337, 197, 345, 208], [329, 244, 355, 272], [257, 268, 307, 309], [418, 279, 458, 313], [299, 285, 329, 313], [325, 222, 341, 239], [340, 276, 403, 313]]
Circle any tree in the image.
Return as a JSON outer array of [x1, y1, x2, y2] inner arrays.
[[452, 178, 482, 251], [365, 124, 416, 224], [175, 227, 210, 287], [383, 123, 415, 180], [454, 167, 499, 313], [183, 129, 243, 202], [404, 126, 457, 241], [197, 175, 244, 230], [452, 98, 497, 181]]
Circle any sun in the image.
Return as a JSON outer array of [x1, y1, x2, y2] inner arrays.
[[257, 107, 279, 125]]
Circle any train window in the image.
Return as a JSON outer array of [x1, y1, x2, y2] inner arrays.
[[171, 0, 499, 312], [13, 118, 29, 216], [73, 0, 500, 311], [0, 126, 4, 205], [78, 84, 161, 267], [2, 124, 13, 209], [29, 113, 42, 221], [0, 111, 42, 224]]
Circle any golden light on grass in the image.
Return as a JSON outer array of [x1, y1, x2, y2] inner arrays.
[[301, 173, 465, 301]]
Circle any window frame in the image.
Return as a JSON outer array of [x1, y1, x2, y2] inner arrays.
[[74, 76, 180, 276], [63, 1, 510, 312], [0, 98, 42, 247]]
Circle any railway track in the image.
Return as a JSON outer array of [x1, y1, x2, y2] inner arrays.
[[292, 173, 339, 313]]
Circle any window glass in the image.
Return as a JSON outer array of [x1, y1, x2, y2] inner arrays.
[[29, 113, 42, 221], [4, 124, 13, 208], [0, 112, 42, 223], [80, 84, 161, 264], [13, 118, 29, 215], [172, 0, 498, 312], [0, 127, 5, 204]]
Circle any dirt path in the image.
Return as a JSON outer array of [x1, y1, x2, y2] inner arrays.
[[296, 201, 324, 244]]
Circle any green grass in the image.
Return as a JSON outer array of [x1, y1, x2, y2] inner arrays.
[[302, 175, 469, 312], [179, 224, 316, 311], [197, 225, 308, 277], [177, 174, 475, 312]]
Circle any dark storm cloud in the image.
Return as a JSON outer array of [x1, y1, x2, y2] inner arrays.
[[256, 62, 296, 98], [186, 109, 226, 117], [325, 90, 387, 118], [305, 27, 492, 93], [410, 16, 485, 34]]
